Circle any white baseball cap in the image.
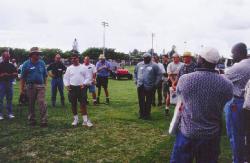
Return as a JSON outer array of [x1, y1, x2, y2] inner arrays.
[[200, 47, 220, 64]]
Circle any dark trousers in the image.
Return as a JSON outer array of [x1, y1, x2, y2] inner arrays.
[[170, 132, 221, 163], [137, 86, 153, 118], [0, 82, 13, 116], [51, 78, 64, 104], [68, 86, 87, 115], [152, 80, 163, 105]]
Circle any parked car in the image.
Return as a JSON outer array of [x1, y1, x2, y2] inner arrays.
[[109, 61, 133, 80], [110, 67, 133, 80]]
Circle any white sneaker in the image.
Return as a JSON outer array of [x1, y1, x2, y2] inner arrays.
[[0, 116, 4, 120], [82, 120, 93, 127], [8, 114, 15, 119], [71, 119, 79, 126]]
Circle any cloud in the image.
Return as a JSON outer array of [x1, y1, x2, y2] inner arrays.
[[0, 0, 249, 57]]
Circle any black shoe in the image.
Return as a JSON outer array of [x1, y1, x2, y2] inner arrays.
[[61, 100, 65, 106], [165, 109, 169, 116], [106, 98, 110, 104], [93, 101, 97, 105], [143, 116, 152, 120], [97, 97, 100, 104], [52, 101, 56, 107], [29, 121, 36, 126], [40, 123, 48, 128], [152, 103, 156, 107]]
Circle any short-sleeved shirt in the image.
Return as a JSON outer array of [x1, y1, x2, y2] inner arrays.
[[178, 62, 197, 78], [0, 61, 17, 82], [167, 62, 184, 75], [177, 68, 233, 138], [82, 63, 97, 82], [134, 61, 162, 90], [96, 60, 111, 77], [47, 62, 66, 79], [225, 58, 250, 97], [21, 59, 47, 84], [156, 62, 165, 80]]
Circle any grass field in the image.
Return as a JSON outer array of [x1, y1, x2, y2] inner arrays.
[[0, 67, 232, 162]]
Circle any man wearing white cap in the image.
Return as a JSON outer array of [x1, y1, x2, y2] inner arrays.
[[170, 47, 233, 162], [134, 53, 162, 120], [96, 54, 111, 104]]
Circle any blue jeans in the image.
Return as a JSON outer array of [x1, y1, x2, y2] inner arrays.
[[51, 78, 64, 103], [170, 132, 220, 163], [0, 82, 13, 116], [224, 98, 249, 163]]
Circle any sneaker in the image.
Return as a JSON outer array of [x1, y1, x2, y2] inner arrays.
[[71, 118, 79, 126], [0, 115, 4, 120], [8, 114, 15, 119], [93, 101, 97, 105], [82, 120, 93, 127]]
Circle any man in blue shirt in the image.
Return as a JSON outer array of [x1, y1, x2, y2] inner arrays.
[[170, 47, 233, 162], [96, 54, 111, 104], [134, 53, 162, 120], [20, 47, 48, 127]]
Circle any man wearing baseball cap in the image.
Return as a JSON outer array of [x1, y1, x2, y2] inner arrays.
[[170, 47, 233, 162], [224, 42, 250, 163], [20, 47, 48, 127], [95, 54, 111, 104], [134, 53, 162, 120]]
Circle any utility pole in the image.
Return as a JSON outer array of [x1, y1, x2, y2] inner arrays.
[[151, 33, 155, 55], [102, 21, 109, 56]]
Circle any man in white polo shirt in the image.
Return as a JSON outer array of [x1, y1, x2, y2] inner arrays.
[[63, 51, 93, 127], [152, 55, 165, 106], [82, 56, 97, 105], [166, 53, 183, 113]]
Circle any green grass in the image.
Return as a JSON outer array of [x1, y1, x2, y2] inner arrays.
[[0, 67, 232, 162]]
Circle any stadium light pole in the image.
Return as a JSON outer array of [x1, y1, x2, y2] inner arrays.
[[151, 33, 155, 54], [102, 21, 109, 57]]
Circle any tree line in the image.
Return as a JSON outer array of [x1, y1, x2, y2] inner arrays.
[[0, 47, 134, 64]]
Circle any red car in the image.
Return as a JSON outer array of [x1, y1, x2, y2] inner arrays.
[[110, 67, 133, 80]]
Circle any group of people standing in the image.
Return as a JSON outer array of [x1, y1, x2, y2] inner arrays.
[[134, 49, 196, 119], [1, 42, 250, 162], [0, 47, 111, 128], [134, 43, 250, 162]]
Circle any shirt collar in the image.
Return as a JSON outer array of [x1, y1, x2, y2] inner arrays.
[[195, 68, 218, 73]]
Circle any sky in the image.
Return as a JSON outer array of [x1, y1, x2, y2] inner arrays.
[[0, 0, 250, 57]]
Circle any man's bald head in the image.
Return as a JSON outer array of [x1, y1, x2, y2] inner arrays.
[[231, 42, 248, 63]]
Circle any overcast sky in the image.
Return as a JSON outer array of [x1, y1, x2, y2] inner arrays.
[[0, 0, 250, 56]]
